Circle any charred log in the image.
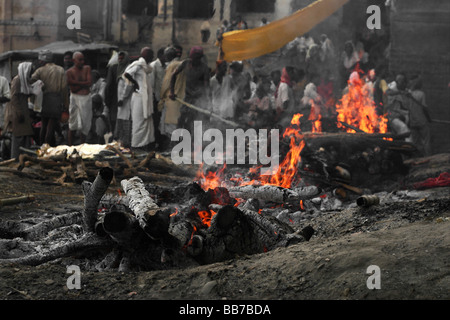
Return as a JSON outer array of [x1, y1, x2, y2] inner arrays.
[[0, 233, 113, 266], [194, 205, 313, 265], [121, 177, 170, 240], [228, 185, 321, 203], [82, 167, 114, 233], [302, 132, 417, 153]]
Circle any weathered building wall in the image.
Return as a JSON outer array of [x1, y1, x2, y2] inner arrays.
[[0, 0, 109, 52], [389, 0, 450, 154], [0, 0, 60, 52]]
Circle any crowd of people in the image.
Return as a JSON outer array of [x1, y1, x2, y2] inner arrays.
[[0, 24, 433, 161]]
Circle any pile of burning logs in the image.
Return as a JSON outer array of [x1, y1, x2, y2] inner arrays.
[[296, 131, 417, 191], [0, 168, 315, 270]]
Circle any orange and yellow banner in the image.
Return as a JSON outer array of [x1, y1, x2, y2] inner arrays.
[[218, 0, 349, 62]]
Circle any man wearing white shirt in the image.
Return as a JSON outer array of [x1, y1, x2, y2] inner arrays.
[[150, 48, 166, 149], [123, 47, 155, 150]]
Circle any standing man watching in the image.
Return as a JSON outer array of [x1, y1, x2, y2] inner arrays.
[[123, 47, 156, 151], [0, 74, 11, 133], [66, 52, 92, 146], [150, 47, 167, 150], [31, 50, 68, 146], [0, 73, 11, 159], [169, 46, 210, 134]]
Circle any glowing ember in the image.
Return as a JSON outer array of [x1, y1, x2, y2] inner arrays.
[[197, 210, 217, 227], [336, 69, 388, 134], [183, 225, 197, 249], [170, 208, 179, 217]]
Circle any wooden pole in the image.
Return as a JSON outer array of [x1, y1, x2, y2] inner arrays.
[[0, 195, 35, 208], [175, 97, 240, 127]]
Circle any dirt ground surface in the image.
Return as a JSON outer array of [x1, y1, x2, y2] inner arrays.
[[0, 165, 449, 305]]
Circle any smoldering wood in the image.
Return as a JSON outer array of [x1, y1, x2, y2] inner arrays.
[[99, 194, 129, 209], [194, 205, 313, 265], [0, 165, 320, 270], [302, 132, 417, 154], [338, 121, 365, 133], [147, 182, 207, 207], [228, 184, 321, 203], [137, 171, 193, 183], [94, 248, 122, 271], [101, 209, 148, 248], [296, 131, 416, 191], [228, 185, 298, 203], [0, 233, 113, 266], [20, 212, 82, 241], [196, 206, 259, 264], [168, 218, 198, 249], [82, 167, 114, 233], [121, 177, 170, 240]]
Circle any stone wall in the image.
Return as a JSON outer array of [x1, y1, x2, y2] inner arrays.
[[389, 0, 450, 154]]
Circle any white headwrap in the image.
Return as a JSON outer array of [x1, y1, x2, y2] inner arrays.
[[18, 62, 33, 95]]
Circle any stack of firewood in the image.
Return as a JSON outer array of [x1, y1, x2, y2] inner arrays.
[[0, 144, 197, 186]]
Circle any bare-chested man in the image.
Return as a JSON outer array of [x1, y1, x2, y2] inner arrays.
[[66, 52, 92, 145]]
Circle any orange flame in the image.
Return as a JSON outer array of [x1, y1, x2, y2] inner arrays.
[[196, 164, 227, 190], [247, 113, 305, 189], [196, 114, 306, 191], [336, 69, 388, 134], [308, 100, 323, 133]]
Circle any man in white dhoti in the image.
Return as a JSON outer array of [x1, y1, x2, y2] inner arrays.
[[123, 47, 155, 150], [66, 52, 92, 146]]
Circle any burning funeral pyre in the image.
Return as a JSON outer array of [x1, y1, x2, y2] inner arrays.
[[1, 69, 446, 272]]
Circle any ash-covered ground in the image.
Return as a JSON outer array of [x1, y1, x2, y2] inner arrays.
[[0, 157, 449, 302]]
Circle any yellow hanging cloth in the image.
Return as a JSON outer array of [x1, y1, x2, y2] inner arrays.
[[218, 0, 349, 62]]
